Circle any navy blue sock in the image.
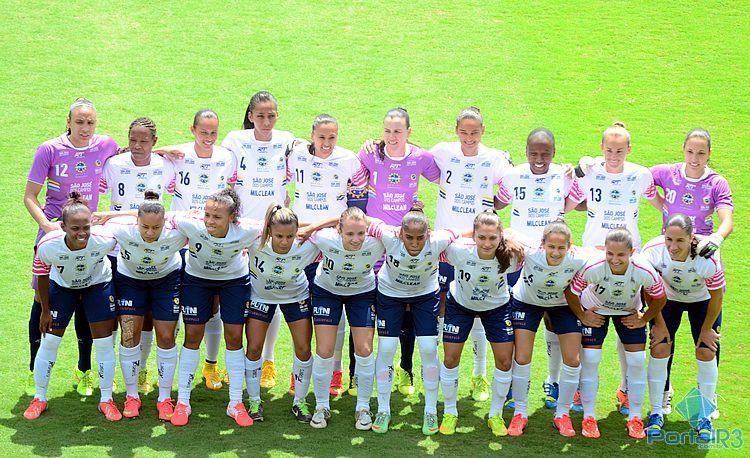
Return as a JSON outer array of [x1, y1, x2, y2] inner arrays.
[[399, 311, 415, 374], [29, 301, 42, 371], [74, 303, 92, 372]]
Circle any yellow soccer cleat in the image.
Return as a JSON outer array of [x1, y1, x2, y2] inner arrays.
[[260, 361, 277, 389], [138, 368, 153, 395], [202, 362, 223, 391]]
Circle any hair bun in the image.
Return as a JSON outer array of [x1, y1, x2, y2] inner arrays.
[[468, 106, 481, 113], [68, 191, 82, 200], [143, 190, 160, 201], [612, 121, 627, 129]]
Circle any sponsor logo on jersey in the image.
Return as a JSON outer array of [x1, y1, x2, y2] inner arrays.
[[313, 306, 330, 316], [443, 323, 460, 334], [95, 160, 102, 167], [512, 311, 525, 321]]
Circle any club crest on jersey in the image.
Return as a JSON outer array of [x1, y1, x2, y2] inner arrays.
[[462, 173, 473, 183], [199, 174, 209, 184], [212, 249, 222, 256], [142, 257, 153, 265], [545, 279, 556, 287], [312, 172, 322, 182], [257, 157, 268, 167], [534, 187, 544, 197], [343, 262, 354, 271], [95, 160, 102, 167], [682, 193, 694, 205], [410, 174, 417, 181], [75, 264, 85, 272], [478, 275, 489, 284], [136, 183, 146, 192], [75, 162, 86, 174], [610, 189, 621, 200], [273, 265, 283, 274], [388, 173, 401, 184]]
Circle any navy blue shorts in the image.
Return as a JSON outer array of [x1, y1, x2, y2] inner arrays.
[[311, 282, 375, 328], [581, 314, 647, 347], [507, 269, 522, 288], [181, 273, 250, 325], [49, 280, 116, 330], [510, 298, 581, 335], [662, 299, 722, 350], [438, 262, 454, 293], [115, 270, 181, 321], [442, 294, 514, 343], [247, 297, 311, 324], [376, 290, 439, 337], [304, 262, 319, 290]]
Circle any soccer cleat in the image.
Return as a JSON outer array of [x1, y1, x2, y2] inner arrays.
[[553, 414, 576, 437], [310, 407, 330, 429], [571, 390, 583, 413], [471, 375, 491, 402], [508, 413, 528, 437], [123, 395, 142, 418], [372, 411, 391, 433], [696, 417, 714, 442], [202, 362, 223, 391], [25, 371, 36, 397], [74, 367, 94, 397], [395, 368, 415, 396], [439, 413, 458, 435], [504, 388, 515, 410], [156, 398, 174, 421], [99, 399, 123, 421], [645, 413, 664, 437], [354, 409, 372, 431], [138, 368, 153, 395], [247, 400, 264, 422], [422, 412, 439, 435], [291, 402, 312, 422], [227, 402, 253, 427], [347, 376, 358, 396], [260, 360, 277, 389], [487, 414, 508, 436], [330, 370, 345, 396], [23, 398, 48, 420], [581, 416, 600, 438], [616, 389, 630, 416], [662, 385, 673, 415], [543, 382, 559, 409], [627, 416, 645, 439], [170, 402, 191, 426], [289, 372, 296, 395]]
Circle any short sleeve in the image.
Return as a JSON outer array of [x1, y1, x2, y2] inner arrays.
[[27, 144, 52, 185], [649, 164, 669, 188], [419, 149, 441, 183], [711, 176, 734, 211], [639, 170, 657, 199], [495, 178, 513, 204], [568, 179, 586, 203], [32, 251, 51, 276]]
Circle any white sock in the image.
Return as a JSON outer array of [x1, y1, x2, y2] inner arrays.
[[625, 350, 646, 419], [489, 367, 512, 417], [616, 337, 627, 392], [417, 336, 440, 415], [545, 329, 561, 384], [471, 319, 487, 377], [333, 315, 346, 372], [354, 353, 375, 411], [245, 357, 262, 402], [262, 309, 282, 362], [94, 335, 116, 403], [440, 363, 459, 416], [140, 330, 153, 369], [313, 354, 334, 410], [119, 343, 141, 398], [292, 355, 313, 405], [33, 333, 62, 401], [225, 348, 245, 404], [375, 336, 398, 414], [697, 358, 718, 405], [556, 363, 581, 418], [647, 356, 669, 415], [437, 316, 445, 340], [580, 348, 602, 419], [204, 313, 222, 363], [511, 360, 532, 418], [177, 346, 200, 405], [112, 329, 119, 349], [156, 345, 177, 402]]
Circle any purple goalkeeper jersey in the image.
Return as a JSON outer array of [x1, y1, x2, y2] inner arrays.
[[650, 162, 733, 235]]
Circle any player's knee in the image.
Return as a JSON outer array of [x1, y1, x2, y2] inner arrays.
[[696, 347, 716, 362]]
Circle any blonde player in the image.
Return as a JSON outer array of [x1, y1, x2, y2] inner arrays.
[[431, 107, 511, 402], [641, 214, 725, 441], [25, 193, 120, 421], [567, 229, 668, 439], [221, 91, 297, 390], [495, 128, 573, 410]]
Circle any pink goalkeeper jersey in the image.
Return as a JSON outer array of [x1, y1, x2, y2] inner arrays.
[[358, 144, 440, 225], [650, 163, 733, 235]]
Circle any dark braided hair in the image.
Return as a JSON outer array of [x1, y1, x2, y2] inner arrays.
[[129, 116, 157, 139]]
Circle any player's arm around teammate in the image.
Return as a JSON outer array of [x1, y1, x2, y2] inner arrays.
[[24, 193, 120, 421]]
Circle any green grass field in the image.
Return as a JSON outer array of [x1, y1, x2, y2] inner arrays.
[[1, 1, 748, 456]]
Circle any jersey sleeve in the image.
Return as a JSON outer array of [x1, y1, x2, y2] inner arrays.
[[567, 178, 586, 204], [649, 164, 669, 188], [32, 247, 52, 276], [495, 177, 513, 205], [638, 262, 666, 298], [639, 169, 657, 200], [226, 150, 238, 185], [444, 242, 466, 266], [705, 257, 726, 290], [366, 220, 399, 244], [492, 153, 511, 184], [711, 176, 734, 212], [27, 143, 52, 185], [570, 271, 588, 295], [349, 157, 369, 188], [419, 149, 441, 183], [433, 229, 460, 252]]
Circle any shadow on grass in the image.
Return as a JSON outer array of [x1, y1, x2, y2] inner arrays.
[[1, 386, 713, 457]]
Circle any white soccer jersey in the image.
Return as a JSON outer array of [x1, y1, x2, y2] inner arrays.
[[568, 160, 656, 248], [642, 236, 725, 302], [571, 253, 666, 316], [512, 245, 589, 307], [167, 143, 237, 211], [368, 221, 458, 298], [496, 163, 571, 243], [309, 228, 385, 295], [248, 239, 320, 303], [99, 153, 173, 211], [444, 239, 519, 311], [288, 144, 368, 221], [432, 142, 510, 231], [33, 225, 116, 289], [106, 216, 187, 280], [172, 215, 262, 280], [221, 129, 295, 218]]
